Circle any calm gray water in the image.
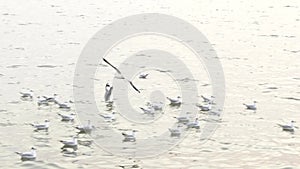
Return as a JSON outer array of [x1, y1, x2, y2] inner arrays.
[[0, 0, 299, 168]]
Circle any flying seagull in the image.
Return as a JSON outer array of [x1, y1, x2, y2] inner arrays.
[[103, 58, 140, 93]]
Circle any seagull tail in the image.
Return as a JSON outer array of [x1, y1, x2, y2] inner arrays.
[[277, 124, 283, 127], [15, 152, 22, 155]]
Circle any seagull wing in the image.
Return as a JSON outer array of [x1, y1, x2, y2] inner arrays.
[[103, 58, 121, 74]]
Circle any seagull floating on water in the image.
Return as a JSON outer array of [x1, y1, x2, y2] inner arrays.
[[37, 96, 49, 106], [58, 113, 76, 121], [15, 147, 36, 161], [100, 112, 116, 122], [122, 130, 137, 142], [55, 101, 71, 110], [146, 101, 163, 111], [140, 107, 155, 115], [196, 103, 212, 111], [20, 90, 33, 100], [104, 83, 113, 102], [60, 136, 78, 150], [186, 118, 200, 129], [201, 95, 214, 103], [75, 120, 94, 134], [174, 116, 190, 124], [139, 73, 149, 79], [30, 119, 50, 131], [42, 94, 57, 104], [278, 121, 297, 132], [243, 101, 257, 110], [166, 96, 181, 106]]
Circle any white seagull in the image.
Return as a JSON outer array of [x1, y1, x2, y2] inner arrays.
[[139, 73, 149, 79], [196, 103, 212, 111], [100, 112, 116, 122], [104, 83, 113, 102], [15, 147, 36, 161], [201, 95, 214, 103], [42, 94, 58, 104], [20, 90, 33, 100], [166, 96, 181, 106], [186, 118, 200, 129], [30, 119, 50, 131], [55, 101, 71, 110], [140, 107, 155, 115], [174, 116, 190, 124], [278, 121, 296, 132], [37, 96, 49, 106], [122, 130, 138, 142], [58, 113, 76, 121], [146, 102, 163, 111], [60, 137, 78, 150], [243, 101, 257, 110], [75, 120, 93, 134]]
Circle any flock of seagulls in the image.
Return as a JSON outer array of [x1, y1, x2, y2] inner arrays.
[[16, 91, 94, 161], [15, 58, 297, 162]]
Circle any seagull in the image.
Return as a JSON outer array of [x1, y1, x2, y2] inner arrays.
[[196, 103, 212, 111], [243, 101, 257, 110], [104, 83, 113, 102], [100, 112, 116, 122], [174, 116, 190, 124], [20, 90, 33, 100], [103, 58, 140, 93], [278, 121, 296, 132], [122, 130, 138, 142], [146, 102, 163, 111], [15, 147, 36, 161], [140, 107, 155, 115], [58, 113, 76, 121], [37, 96, 49, 106], [30, 119, 50, 131], [139, 73, 149, 79], [42, 94, 57, 104], [186, 118, 200, 129], [169, 127, 181, 137], [201, 95, 214, 103], [55, 101, 71, 110], [75, 120, 93, 134], [166, 96, 181, 106], [60, 137, 78, 150]]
